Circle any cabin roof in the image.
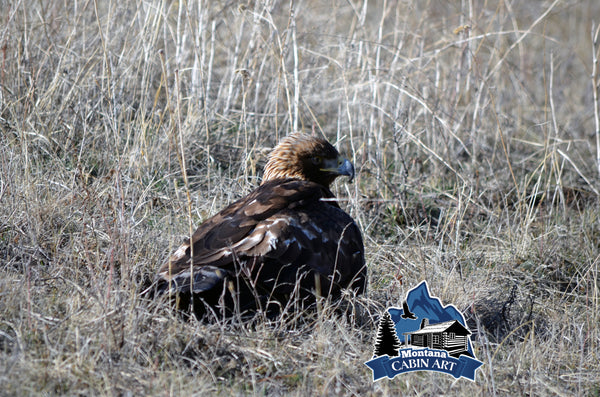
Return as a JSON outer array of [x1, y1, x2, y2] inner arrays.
[[405, 320, 470, 335]]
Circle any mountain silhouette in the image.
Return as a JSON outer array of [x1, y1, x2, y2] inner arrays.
[[388, 281, 474, 356]]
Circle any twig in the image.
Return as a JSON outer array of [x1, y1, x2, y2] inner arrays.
[[591, 22, 600, 181]]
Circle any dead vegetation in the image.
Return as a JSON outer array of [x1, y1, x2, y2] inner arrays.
[[1, 0, 599, 395]]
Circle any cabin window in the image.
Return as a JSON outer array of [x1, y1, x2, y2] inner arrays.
[[450, 332, 455, 339], [432, 335, 439, 344]]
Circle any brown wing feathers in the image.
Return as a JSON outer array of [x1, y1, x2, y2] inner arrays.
[[153, 133, 366, 318]]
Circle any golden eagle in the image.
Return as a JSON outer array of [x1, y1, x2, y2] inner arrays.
[[153, 133, 366, 319]]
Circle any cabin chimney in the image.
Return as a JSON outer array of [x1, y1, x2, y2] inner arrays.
[[420, 318, 429, 329]]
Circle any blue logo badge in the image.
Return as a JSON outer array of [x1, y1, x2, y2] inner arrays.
[[365, 281, 483, 382]]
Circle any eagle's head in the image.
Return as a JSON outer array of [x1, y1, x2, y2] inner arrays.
[[262, 133, 355, 188]]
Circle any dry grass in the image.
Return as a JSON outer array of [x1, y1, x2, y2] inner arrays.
[[1, 0, 600, 395]]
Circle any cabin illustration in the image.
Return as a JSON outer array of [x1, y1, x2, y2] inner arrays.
[[403, 319, 471, 357]]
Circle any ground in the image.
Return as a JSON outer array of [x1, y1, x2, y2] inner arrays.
[[1, 0, 599, 395]]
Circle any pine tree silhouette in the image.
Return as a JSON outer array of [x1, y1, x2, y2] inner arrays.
[[373, 310, 401, 357]]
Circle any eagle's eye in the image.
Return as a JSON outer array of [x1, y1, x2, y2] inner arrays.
[[311, 156, 322, 165]]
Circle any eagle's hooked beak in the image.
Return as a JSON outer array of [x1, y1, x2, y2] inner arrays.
[[321, 156, 355, 183], [336, 157, 355, 183]]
